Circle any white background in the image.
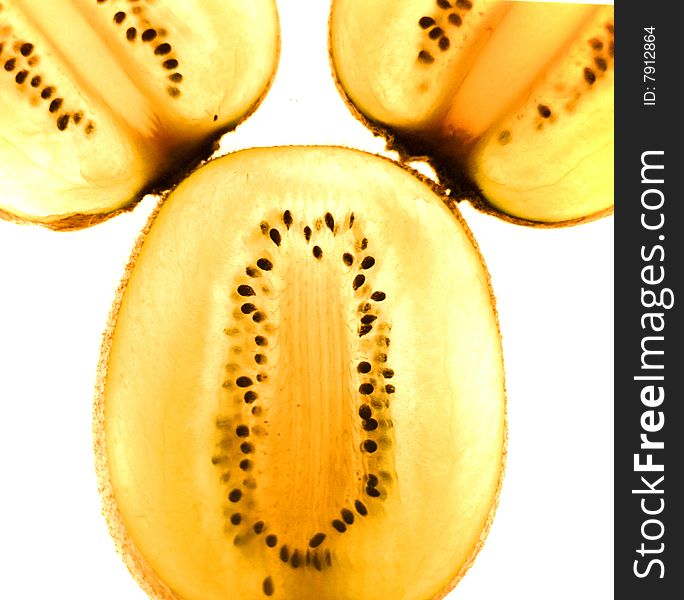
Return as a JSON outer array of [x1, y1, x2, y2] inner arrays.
[[0, 1, 613, 598]]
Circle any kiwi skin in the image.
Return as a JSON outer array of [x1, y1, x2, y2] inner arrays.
[[326, 5, 613, 229], [93, 145, 507, 600]]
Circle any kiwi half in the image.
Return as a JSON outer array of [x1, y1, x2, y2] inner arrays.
[[96, 146, 506, 600], [0, 0, 279, 229], [330, 0, 614, 225]]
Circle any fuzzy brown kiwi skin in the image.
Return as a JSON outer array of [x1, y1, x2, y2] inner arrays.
[[1, 29, 281, 233], [94, 145, 507, 600], [326, 7, 611, 230]]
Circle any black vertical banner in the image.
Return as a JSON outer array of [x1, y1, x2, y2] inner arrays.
[[615, 1, 682, 596]]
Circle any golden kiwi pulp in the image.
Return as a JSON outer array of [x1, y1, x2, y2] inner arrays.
[[0, 0, 279, 228], [330, 0, 614, 225], [97, 147, 506, 600]]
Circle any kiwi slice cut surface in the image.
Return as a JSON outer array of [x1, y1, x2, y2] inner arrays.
[[97, 146, 506, 600], [330, 0, 614, 225], [0, 0, 279, 228]]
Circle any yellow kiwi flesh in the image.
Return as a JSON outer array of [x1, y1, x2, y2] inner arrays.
[[330, 0, 614, 225], [0, 0, 279, 228], [97, 147, 506, 600]]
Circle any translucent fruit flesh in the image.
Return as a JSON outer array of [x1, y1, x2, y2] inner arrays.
[[0, 0, 279, 228], [330, 0, 614, 225], [97, 147, 506, 600]]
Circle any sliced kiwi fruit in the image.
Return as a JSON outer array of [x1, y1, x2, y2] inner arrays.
[[96, 146, 506, 600], [0, 0, 279, 229], [330, 0, 614, 225]]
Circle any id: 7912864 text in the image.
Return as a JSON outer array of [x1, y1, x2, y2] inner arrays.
[[643, 27, 656, 106]]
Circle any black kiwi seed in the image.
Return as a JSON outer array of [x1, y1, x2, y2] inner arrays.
[[594, 56, 607, 71], [20, 43, 34, 57], [418, 50, 435, 64], [382, 368, 394, 378], [269, 228, 281, 246], [537, 104, 552, 119], [240, 441, 253, 453], [142, 29, 157, 42], [357, 361, 371, 374], [361, 314, 377, 325], [304, 226, 312, 242], [385, 385, 396, 394], [263, 576, 274, 596], [126, 27, 137, 41], [313, 246, 323, 260], [353, 274, 365, 290], [367, 474, 379, 487], [363, 418, 379, 431], [457, 0, 473, 8], [439, 36, 450, 51], [230, 513, 242, 525], [155, 43, 172, 56], [341, 509, 354, 525], [244, 390, 257, 403], [366, 486, 381, 497], [309, 532, 326, 548], [49, 98, 63, 113], [361, 256, 375, 269], [30, 75, 41, 87], [255, 354, 267, 364], [290, 550, 301, 568], [266, 534, 278, 547], [280, 546, 290, 562], [228, 489, 242, 502], [584, 67, 596, 85], [359, 404, 372, 419], [359, 324, 373, 337], [355, 500, 368, 516], [255, 335, 267, 346], [15, 70, 28, 84], [237, 285, 255, 297], [359, 383, 374, 395], [113, 11, 125, 24], [235, 425, 250, 437], [56, 114, 69, 131], [4, 58, 16, 71], [371, 291, 386, 301], [419, 16, 435, 28], [253, 521, 265, 534], [239, 459, 252, 471], [438, 0, 452, 8], [236, 376, 253, 388], [449, 13, 462, 26], [429, 27, 444, 40], [363, 440, 378, 453], [332, 519, 347, 533], [256, 258, 273, 271], [342, 253, 354, 266], [283, 210, 293, 227], [241, 303, 256, 314], [325, 212, 335, 231]]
